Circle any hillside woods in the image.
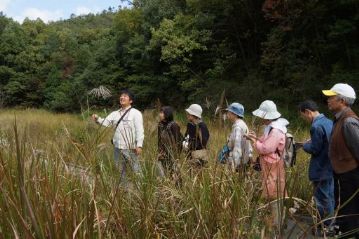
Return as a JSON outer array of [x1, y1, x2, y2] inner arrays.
[[0, 0, 358, 113]]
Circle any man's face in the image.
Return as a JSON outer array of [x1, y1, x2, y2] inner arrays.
[[300, 110, 311, 123], [119, 93, 132, 107], [327, 96, 343, 112]]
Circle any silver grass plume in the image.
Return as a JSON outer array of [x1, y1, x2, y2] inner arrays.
[[88, 85, 112, 99]]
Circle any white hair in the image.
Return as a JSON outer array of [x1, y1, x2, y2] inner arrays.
[[337, 95, 356, 106]]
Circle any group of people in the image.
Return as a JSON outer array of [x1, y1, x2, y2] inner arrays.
[[92, 83, 359, 238], [296, 83, 359, 238]]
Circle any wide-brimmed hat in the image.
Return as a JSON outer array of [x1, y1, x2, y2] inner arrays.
[[322, 83, 356, 99], [185, 104, 202, 119], [252, 100, 281, 120], [226, 103, 244, 118]]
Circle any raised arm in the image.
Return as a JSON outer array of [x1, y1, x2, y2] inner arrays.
[[93, 112, 117, 127]]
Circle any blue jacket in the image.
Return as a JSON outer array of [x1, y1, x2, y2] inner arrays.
[[303, 114, 333, 181]]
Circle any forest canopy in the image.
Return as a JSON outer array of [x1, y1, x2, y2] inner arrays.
[[0, 0, 358, 112]]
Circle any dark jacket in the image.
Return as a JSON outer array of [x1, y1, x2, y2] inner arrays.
[[158, 121, 182, 161], [303, 114, 333, 181], [185, 121, 210, 151]]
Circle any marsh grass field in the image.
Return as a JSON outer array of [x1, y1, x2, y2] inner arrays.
[[0, 109, 322, 238]]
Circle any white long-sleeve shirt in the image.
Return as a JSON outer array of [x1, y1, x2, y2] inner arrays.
[[227, 119, 252, 166], [97, 107, 144, 149]]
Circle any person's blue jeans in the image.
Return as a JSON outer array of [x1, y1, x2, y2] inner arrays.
[[313, 178, 335, 227], [114, 148, 142, 186]]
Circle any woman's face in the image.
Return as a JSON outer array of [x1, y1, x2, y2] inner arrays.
[[186, 113, 194, 122], [264, 119, 272, 125], [159, 111, 165, 121], [226, 111, 236, 123], [261, 118, 271, 125]]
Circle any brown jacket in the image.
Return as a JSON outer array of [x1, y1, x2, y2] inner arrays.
[[330, 108, 359, 174]]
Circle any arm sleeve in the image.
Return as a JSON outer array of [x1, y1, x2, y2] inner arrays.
[[200, 124, 210, 148], [184, 123, 190, 138], [134, 111, 144, 148], [171, 123, 182, 143], [157, 123, 161, 149], [255, 129, 282, 154], [343, 118, 359, 161], [97, 112, 116, 127], [170, 123, 183, 152], [303, 126, 325, 156], [231, 128, 244, 162]]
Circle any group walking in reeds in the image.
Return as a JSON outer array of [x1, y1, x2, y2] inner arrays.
[[92, 83, 359, 238]]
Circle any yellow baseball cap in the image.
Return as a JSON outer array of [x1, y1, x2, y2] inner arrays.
[[322, 90, 337, 96]]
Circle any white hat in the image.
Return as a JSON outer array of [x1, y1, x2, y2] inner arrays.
[[185, 104, 202, 119], [252, 100, 281, 120], [322, 83, 356, 99]]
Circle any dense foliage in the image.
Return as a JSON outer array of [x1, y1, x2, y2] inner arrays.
[[0, 0, 358, 112]]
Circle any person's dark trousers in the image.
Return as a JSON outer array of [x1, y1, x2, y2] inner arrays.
[[313, 178, 335, 227], [334, 167, 359, 238]]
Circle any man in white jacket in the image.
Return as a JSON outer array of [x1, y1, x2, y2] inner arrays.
[[92, 89, 144, 182]]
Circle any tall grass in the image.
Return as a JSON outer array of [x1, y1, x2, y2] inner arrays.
[[0, 109, 316, 238]]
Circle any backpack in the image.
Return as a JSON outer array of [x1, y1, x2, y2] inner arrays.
[[218, 144, 230, 164], [269, 127, 296, 168], [282, 133, 296, 168]]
